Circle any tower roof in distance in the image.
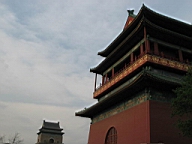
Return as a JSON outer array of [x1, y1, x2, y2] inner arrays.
[[37, 120, 64, 135], [42, 120, 60, 129]]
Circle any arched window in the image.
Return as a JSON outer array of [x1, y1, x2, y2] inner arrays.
[[49, 138, 54, 143], [105, 127, 117, 144]]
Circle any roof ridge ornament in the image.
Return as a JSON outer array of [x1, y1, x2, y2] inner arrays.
[[123, 9, 136, 30], [127, 10, 134, 16], [142, 3, 145, 7]]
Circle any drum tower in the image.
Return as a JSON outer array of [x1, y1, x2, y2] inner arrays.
[[76, 5, 192, 144]]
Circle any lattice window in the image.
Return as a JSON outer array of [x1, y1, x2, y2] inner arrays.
[[105, 127, 117, 144]]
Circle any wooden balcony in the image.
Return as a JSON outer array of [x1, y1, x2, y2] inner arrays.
[[93, 54, 190, 98]]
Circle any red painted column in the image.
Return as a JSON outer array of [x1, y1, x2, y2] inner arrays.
[[178, 49, 183, 62], [102, 75, 104, 85], [144, 27, 150, 53], [144, 27, 147, 53], [154, 42, 159, 55], [140, 44, 144, 56], [146, 40, 150, 53], [112, 68, 115, 78], [131, 53, 134, 63]]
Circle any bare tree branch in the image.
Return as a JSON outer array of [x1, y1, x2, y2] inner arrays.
[[9, 133, 23, 144], [0, 135, 5, 144], [0, 133, 23, 144]]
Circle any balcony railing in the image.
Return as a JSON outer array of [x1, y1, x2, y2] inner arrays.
[[93, 52, 190, 98]]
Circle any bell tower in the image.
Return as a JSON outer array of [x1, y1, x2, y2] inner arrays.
[[36, 120, 64, 144]]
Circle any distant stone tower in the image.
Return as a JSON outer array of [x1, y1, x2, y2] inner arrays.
[[36, 120, 64, 144]]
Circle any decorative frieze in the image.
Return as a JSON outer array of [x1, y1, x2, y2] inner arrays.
[[92, 93, 150, 124], [92, 90, 174, 124]]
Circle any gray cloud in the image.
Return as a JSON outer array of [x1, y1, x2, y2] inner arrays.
[[0, 1, 192, 144]]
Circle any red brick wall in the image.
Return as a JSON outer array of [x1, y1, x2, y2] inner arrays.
[[88, 101, 150, 144], [88, 100, 192, 144]]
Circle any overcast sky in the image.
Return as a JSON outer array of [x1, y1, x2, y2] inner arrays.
[[0, 1, 192, 144]]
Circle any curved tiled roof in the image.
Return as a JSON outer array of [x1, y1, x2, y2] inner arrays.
[[43, 120, 61, 129], [98, 4, 192, 57], [90, 17, 145, 74], [37, 120, 64, 135], [76, 68, 182, 118], [91, 5, 192, 75]]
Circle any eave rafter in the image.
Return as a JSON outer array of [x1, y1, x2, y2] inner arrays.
[[145, 18, 192, 42]]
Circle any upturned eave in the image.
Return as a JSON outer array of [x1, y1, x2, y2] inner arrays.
[[97, 4, 192, 58], [76, 68, 183, 118]]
